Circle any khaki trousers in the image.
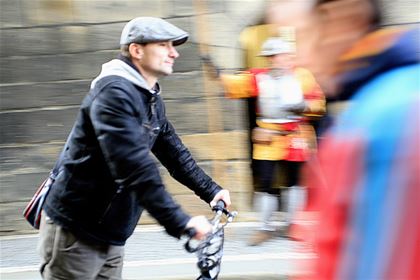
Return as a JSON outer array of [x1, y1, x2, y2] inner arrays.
[[37, 212, 124, 280]]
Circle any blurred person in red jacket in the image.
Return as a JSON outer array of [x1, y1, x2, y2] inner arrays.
[[285, 0, 420, 279]]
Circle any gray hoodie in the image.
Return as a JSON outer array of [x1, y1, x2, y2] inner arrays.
[[90, 59, 160, 95]]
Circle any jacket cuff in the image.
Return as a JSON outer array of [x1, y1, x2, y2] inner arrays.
[[206, 184, 223, 204], [165, 212, 191, 239]]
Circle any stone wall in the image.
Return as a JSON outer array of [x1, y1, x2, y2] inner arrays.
[[0, 0, 268, 234]]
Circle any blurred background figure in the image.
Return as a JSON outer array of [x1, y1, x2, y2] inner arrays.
[[221, 37, 325, 246], [285, 0, 420, 279]]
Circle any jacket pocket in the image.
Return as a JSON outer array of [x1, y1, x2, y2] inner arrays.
[[98, 185, 124, 224]]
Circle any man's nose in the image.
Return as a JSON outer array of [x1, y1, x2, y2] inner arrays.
[[169, 46, 179, 58]]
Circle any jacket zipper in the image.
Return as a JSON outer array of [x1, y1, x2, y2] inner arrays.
[[98, 96, 158, 224], [147, 97, 160, 135]]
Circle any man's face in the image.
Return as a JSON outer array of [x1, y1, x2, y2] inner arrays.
[[269, 53, 294, 71], [296, 0, 374, 94], [137, 41, 179, 78]]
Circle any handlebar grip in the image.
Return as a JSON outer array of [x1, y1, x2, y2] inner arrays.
[[212, 200, 226, 213], [216, 200, 226, 209], [184, 227, 197, 238]]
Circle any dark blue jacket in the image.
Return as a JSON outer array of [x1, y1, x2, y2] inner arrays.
[[44, 57, 222, 246]]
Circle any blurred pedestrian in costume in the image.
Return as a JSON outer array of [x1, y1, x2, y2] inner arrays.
[[289, 0, 420, 278], [222, 37, 325, 245], [37, 17, 231, 280]]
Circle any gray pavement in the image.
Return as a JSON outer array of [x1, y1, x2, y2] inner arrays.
[[0, 222, 314, 280]]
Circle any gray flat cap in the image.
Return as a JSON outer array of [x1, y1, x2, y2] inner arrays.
[[120, 17, 188, 46], [259, 37, 294, 56]]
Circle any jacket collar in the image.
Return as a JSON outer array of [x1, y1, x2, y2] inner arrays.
[[334, 27, 419, 100]]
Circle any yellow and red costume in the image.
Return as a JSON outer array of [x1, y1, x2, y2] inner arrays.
[[222, 67, 325, 162]]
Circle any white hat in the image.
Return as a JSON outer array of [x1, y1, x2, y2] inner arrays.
[[120, 17, 188, 46], [259, 37, 293, 56]]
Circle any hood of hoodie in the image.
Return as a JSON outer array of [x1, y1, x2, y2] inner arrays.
[[90, 57, 161, 95], [334, 27, 419, 100]]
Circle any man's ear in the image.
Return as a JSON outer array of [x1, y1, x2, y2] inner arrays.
[[129, 43, 143, 59]]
